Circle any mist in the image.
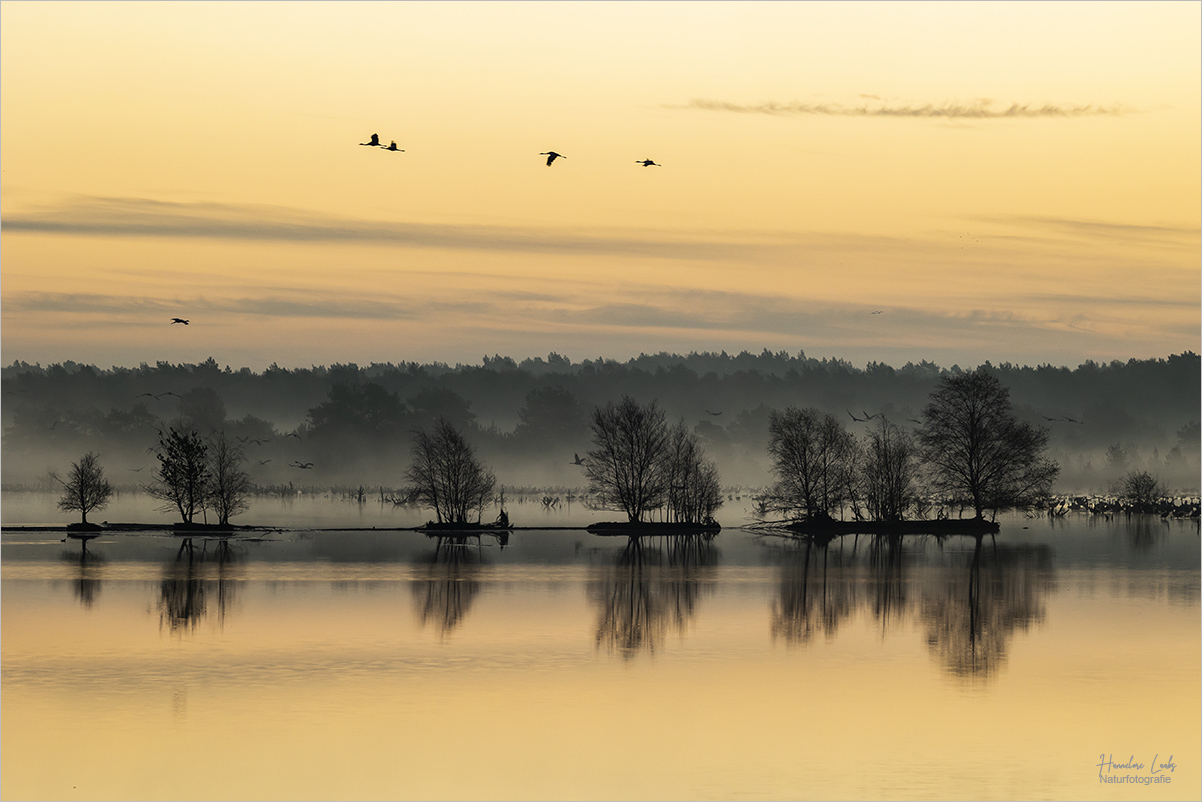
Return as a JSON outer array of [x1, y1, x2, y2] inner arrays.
[[3, 350, 1198, 499]]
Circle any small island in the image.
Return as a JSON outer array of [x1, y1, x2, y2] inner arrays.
[[586, 520, 721, 536], [784, 516, 998, 537]]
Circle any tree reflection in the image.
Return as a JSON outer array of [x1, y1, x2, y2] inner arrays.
[[920, 537, 1055, 680], [60, 547, 106, 609], [158, 537, 241, 633], [411, 535, 486, 637], [769, 537, 857, 645], [590, 534, 719, 659], [1125, 516, 1167, 552], [865, 534, 909, 630], [760, 533, 1055, 678]]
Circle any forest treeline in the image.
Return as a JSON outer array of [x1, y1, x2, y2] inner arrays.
[[3, 350, 1199, 491]]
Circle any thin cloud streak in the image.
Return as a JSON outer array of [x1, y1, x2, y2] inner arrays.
[[677, 98, 1131, 118], [1, 290, 510, 322], [1, 196, 771, 262], [979, 214, 1200, 244]]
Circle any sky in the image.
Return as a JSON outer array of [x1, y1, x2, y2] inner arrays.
[[1, 1, 1199, 371]]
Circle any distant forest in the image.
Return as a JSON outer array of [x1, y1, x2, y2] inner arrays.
[[3, 350, 1199, 493]]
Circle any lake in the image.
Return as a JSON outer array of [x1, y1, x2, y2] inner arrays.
[[2, 492, 1199, 800]]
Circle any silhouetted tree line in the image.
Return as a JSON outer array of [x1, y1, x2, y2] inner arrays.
[[3, 351, 1198, 490], [762, 370, 1060, 522]]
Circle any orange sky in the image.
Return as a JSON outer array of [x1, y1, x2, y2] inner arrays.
[[2, 1, 1198, 369]]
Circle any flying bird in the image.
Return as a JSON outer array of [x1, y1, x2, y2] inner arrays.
[[290, 461, 314, 470], [360, 133, 381, 147], [705, 409, 723, 416], [156, 391, 180, 399], [636, 159, 661, 167], [1062, 416, 1084, 424], [847, 409, 867, 422], [286, 432, 302, 440], [170, 318, 189, 325], [540, 151, 565, 166], [571, 453, 586, 466], [258, 459, 272, 465], [136, 392, 156, 398], [383, 141, 404, 152]]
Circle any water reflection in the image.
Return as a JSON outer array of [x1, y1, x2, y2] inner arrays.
[[763, 534, 1055, 679], [768, 538, 857, 644], [1125, 516, 1170, 552], [158, 537, 241, 633], [411, 535, 488, 637], [59, 547, 106, 609], [865, 534, 909, 629], [921, 538, 1055, 680], [590, 534, 719, 659]]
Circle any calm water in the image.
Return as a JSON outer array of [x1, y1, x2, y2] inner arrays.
[[2, 494, 1199, 800]]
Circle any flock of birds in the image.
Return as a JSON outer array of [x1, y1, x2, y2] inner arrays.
[[163, 137, 661, 329], [362, 133, 660, 168]]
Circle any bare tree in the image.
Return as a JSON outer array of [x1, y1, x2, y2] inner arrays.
[[1119, 470, 1163, 510], [146, 425, 210, 524], [918, 370, 1059, 519], [764, 407, 858, 521], [405, 418, 496, 524], [584, 396, 669, 523], [861, 419, 919, 521], [662, 421, 724, 524], [51, 452, 114, 524], [208, 431, 251, 526]]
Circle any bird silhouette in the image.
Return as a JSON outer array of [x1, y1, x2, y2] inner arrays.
[[286, 432, 302, 440], [636, 159, 661, 167], [360, 133, 381, 147], [871, 310, 884, 315], [705, 409, 723, 416], [847, 409, 867, 422], [382, 141, 404, 152], [1062, 416, 1084, 424], [136, 392, 156, 398], [258, 459, 272, 465], [156, 391, 180, 399], [236, 435, 250, 443], [540, 151, 564, 166], [571, 453, 586, 466], [290, 461, 314, 470], [170, 318, 189, 325]]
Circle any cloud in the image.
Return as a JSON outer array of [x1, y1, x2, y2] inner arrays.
[[2, 290, 422, 321], [676, 98, 1131, 119], [1, 196, 770, 262], [980, 214, 1200, 245]]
